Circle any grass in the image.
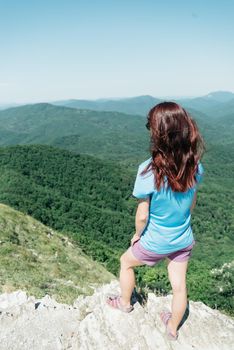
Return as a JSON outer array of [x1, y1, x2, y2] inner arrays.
[[0, 203, 116, 304]]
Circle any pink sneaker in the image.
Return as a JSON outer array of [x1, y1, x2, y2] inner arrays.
[[160, 310, 179, 341], [106, 295, 134, 313]]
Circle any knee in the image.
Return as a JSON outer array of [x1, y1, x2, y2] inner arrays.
[[120, 253, 130, 269], [120, 253, 126, 265]]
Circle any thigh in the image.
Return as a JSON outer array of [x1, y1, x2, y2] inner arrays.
[[167, 258, 189, 290], [121, 246, 146, 268]]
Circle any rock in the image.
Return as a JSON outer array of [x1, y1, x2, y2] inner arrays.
[[0, 290, 28, 310], [0, 280, 233, 350]]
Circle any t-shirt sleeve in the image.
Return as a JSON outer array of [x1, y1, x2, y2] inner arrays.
[[195, 161, 204, 185], [132, 164, 155, 199]]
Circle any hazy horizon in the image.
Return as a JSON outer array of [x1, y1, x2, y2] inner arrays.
[[1, 89, 234, 107]]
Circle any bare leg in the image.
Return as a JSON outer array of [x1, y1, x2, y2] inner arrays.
[[166, 258, 189, 336], [119, 247, 144, 306]]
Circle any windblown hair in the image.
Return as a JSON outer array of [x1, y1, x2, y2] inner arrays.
[[141, 101, 206, 192]]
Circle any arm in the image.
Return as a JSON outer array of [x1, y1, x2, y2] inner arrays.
[[131, 197, 150, 246], [131, 161, 153, 245], [135, 197, 150, 235], [190, 192, 197, 213]]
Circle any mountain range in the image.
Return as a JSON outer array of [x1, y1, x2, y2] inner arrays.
[[0, 91, 233, 165], [52, 90, 234, 116]]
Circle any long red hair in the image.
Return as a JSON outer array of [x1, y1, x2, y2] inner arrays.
[[141, 101, 206, 192]]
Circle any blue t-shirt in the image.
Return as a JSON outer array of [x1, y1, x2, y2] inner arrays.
[[132, 157, 204, 254]]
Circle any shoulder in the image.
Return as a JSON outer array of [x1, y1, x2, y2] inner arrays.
[[138, 156, 153, 172], [132, 157, 154, 199]]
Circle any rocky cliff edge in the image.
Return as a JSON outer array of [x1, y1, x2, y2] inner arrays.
[[0, 280, 233, 350]]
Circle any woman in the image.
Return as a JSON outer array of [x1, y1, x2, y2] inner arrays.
[[106, 101, 205, 341]]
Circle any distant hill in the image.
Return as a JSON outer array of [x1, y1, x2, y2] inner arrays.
[[0, 103, 20, 110], [1, 90, 233, 117], [0, 102, 226, 162], [203, 91, 234, 103], [53, 91, 234, 117], [0, 103, 150, 163], [204, 97, 234, 119], [0, 202, 114, 304], [178, 94, 234, 117], [53, 95, 161, 116]]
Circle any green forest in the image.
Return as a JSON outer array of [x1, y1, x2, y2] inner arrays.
[[0, 95, 233, 316]]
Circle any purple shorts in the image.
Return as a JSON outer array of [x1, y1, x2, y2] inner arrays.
[[131, 239, 196, 266]]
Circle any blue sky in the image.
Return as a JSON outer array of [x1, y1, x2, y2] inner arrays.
[[0, 0, 234, 103]]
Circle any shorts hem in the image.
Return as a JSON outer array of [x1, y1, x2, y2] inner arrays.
[[168, 256, 190, 262]]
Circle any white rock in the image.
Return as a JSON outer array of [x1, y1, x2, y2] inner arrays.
[[0, 290, 28, 311], [0, 280, 233, 350]]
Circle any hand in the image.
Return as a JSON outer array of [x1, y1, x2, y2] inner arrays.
[[130, 233, 141, 246]]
